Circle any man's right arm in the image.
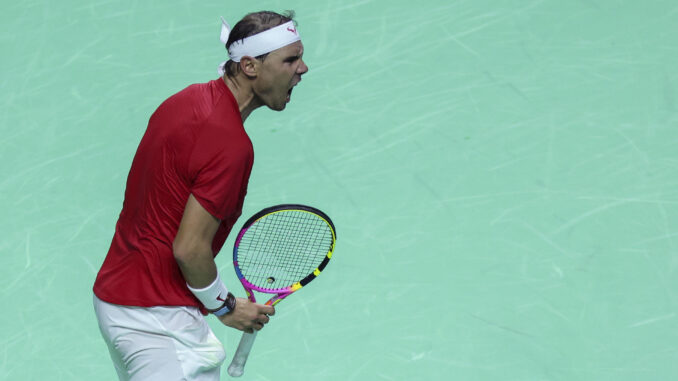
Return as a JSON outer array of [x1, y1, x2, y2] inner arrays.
[[173, 194, 274, 331]]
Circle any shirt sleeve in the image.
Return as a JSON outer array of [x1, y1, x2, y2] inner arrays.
[[188, 126, 253, 221]]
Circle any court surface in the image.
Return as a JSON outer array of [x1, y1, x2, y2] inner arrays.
[[2, 1, 677, 380]]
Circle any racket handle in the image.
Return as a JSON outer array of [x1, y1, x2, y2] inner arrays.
[[227, 331, 258, 377]]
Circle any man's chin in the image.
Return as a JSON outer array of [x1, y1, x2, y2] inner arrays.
[[267, 103, 287, 111]]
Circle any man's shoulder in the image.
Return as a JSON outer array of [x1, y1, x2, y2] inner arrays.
[[153, 79, 236, 125], [166, 80, 216, 106]]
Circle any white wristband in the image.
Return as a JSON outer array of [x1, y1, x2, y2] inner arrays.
[[186, 273, 229, 311]]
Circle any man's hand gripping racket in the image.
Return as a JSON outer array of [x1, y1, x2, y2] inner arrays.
[[227, 204, 337, 377]]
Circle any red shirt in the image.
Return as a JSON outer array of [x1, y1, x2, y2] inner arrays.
[[94, 78, 253, 311]]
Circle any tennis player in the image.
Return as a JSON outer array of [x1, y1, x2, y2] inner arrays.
[[92, 10, 308, 380]]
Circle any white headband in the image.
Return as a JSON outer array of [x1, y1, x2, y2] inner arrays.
[[218, 17, 301, 75]]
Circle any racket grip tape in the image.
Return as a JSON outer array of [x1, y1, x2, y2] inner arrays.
[[227, 331, 258, 377]]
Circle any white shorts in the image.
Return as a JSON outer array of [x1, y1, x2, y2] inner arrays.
[[93, 295, 226, 381]]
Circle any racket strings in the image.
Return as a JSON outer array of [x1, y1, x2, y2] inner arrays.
[[236, 210, 333, 290], [240, 213, 329, 287]]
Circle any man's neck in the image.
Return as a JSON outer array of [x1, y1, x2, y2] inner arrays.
[[222, 75, 261, 122]]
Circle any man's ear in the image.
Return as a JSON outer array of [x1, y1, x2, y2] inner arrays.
[[239, 56, 258, 78]]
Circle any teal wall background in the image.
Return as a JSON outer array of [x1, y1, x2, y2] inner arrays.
[[1, 1, 677, 379]]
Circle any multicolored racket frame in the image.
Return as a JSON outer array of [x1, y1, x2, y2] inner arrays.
[[232, 204, 337, 306], [228, 204, 336, 377]]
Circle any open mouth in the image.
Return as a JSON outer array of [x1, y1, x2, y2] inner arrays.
[[286, 78, 300, 102]]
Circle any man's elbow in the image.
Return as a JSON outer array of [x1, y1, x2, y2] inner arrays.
[[172, 240, 209, 265]]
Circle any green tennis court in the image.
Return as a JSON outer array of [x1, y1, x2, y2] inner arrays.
[[2, 0, 677, 379]]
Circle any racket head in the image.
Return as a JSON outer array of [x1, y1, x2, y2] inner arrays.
[[233, 204, 336, 305]]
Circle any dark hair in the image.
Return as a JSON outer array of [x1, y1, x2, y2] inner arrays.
[[223, 10, 296, 78]]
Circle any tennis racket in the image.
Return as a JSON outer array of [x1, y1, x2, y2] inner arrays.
[[226, 204, 337, 377]]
